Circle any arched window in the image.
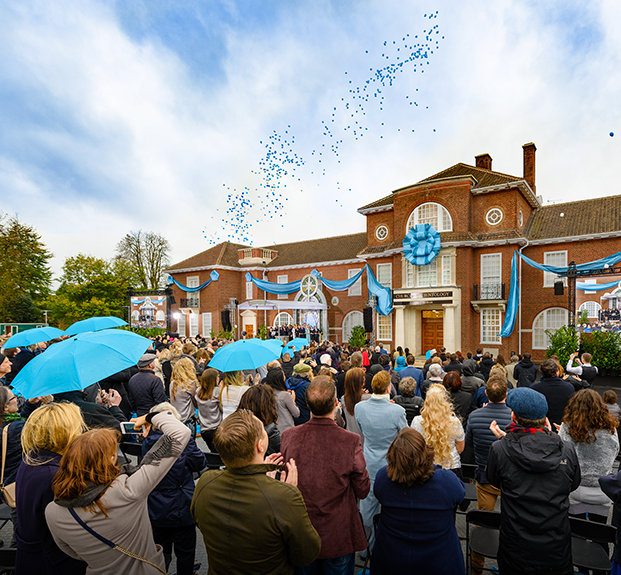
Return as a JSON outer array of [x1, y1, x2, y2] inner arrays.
[[532, 307, 568, 350], [579, 301, 601, 319], [342, 311, 364, 343], [406, 202, 453, 233], [274, 312, 293, 327]]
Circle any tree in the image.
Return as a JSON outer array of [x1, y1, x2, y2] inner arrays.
[[0, 215, 52, 322], [348, 325, 368, 347], [45, 254, 133, 329], [116, 231, 170, 290]]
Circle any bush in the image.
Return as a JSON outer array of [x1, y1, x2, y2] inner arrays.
[[217, 328, 235, 339], [121, 326, 167, 338], [545, 325, 579, 367], [580, 331, 621, 371], [348, 325, 367, 347], [257, 325, 268, 340]]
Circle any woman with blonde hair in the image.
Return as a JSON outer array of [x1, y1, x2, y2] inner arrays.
[[411, 384, 465, 476], [170, 357, 198, 423], [195, 368, 222, 452], [219, 371, 249, 419], [16, 402, 87, 575], [45, 406, 190, 575]]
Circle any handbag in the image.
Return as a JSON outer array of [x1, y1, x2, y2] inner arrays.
[[0, 424, 16, 508], [68, 508, 166, 574]]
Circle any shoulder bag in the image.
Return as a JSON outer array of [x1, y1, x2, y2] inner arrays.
[[68, 508, 166, 574], [0, 424, 16, 508]]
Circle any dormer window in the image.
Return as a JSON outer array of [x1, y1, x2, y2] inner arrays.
[[406, 202, 453, 233]]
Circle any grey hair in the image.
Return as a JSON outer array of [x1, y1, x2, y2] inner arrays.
[[428, 363, 443, 377]]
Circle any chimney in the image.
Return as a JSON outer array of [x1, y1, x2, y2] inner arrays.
[[522, 142, 536, 193], [475, 153, 492, 171]]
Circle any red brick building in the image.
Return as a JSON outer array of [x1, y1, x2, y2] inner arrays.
[[166, 142, 621, 359]]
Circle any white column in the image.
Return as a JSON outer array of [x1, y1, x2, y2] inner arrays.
[[442, 304, 459, 352], [394, 306, 405, 348]]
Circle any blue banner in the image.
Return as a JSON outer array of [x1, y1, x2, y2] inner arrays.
[[576, 279, 620, 291], [245, 273, 302, 294], [167, 270, 220, 292]]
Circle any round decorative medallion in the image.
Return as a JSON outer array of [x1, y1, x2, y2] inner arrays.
[[375, 225, 389, 241], [300, 274, 319, 298], [331, 296, 339, 306], [485, 208, 503, 226]]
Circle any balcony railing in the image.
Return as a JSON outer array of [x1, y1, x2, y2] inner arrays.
[[473, 283, 505, 300], [180, 297, 200, 308]]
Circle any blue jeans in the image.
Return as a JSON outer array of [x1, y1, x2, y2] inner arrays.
[[297, 553, 356, 575]]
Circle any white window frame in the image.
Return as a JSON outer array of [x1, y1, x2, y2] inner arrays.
[[416, 258, 438, 288], [342, 310, 364, 343], [579, 301, 601, 319], [404, 257, 415, 288], [543, 251, 568, 288], [377, 312, 393, 341], [441, 254, 452, 286], [348, 268, 362, 296], [177, 313, 187, 338], [245, 281, 253, 301], [274, 312, 293, 326], [480, 308, 502, 344], [532, 307, 569, 350], [376, 263, 392, 289], [277, 274, 288, 300], [185, 276, 200, 308], [480, 253, 502, 286], [406, 202, 453, 233], [201, 312, 212, 337]]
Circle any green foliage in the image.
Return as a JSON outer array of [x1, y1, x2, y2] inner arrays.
[[44, 254, 132, 329], [257, 325, 268, 340], [580, 331, 621, 371], [578, 309, 589, 325], [545, 325, 579, 366], [120, 326, 166, 338], [217, 328, 234, 339], [348, 325, 368, 347], [0, 215, 52, 322]]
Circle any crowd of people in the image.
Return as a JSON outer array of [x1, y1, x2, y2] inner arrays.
[[1, 332, 621, 574], [267, 323, 321, 342]]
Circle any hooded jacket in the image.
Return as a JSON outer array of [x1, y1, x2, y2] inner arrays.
[[286, 375, 311, 425], [461, 361, 484, 395], [486, 430, 580, 572], [478, 357, 496, 381], [513, 359, 539, 388]]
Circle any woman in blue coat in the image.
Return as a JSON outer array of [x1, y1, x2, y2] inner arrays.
[[372, 428, 466, 575], [141, 402, 206, 575]]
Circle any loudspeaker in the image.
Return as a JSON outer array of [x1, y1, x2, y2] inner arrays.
[[169, 295, 176, 304], [363, 307, 374, 332], [554, 280, 564, 295], [221, 310, 231, 331]]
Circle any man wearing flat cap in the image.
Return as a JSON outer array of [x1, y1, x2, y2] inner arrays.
[[127, 352, 167, 416], [487, 387, 580, 575]]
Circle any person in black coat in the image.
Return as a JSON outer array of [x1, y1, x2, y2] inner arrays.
[[487, 387, 580, 575], [393, 377, 424, 425], [442, 371, 472, 429], [127, 354, 167, 416], [444, 354, 463, 375], [513, 353, 539, 387], [53, 389, 125, 429], [531, 359, 575, 427], [142, 403, 206, 575], [477, 353, 496, 381]]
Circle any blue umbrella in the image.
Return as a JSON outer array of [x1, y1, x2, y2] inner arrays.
[[283, 337, 310, 356], [208, 339, 280, 372], [64, 316, 128, 337], [3, 326, 65, 349], [11, 329, 153, 399], [263, 339, 285, 354]]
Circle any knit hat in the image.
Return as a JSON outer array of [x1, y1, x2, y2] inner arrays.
[[138, 353, 157, 368], [293, 362, 312, 375], [506, 387, 548, 420]]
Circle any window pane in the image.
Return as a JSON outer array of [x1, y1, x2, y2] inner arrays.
[[246, 282, 253, 300], [481, 309, 502, 343], [533, 308, 568, 349], [407, 203, 452, 232], [277, 275, 288, 300], [377, 313, 392, 340], [543, 251, 567, 287], [377, 263, 392, 289], [348, 269, 362, 296], [343, 311, 364, 342], [417, 259, 437, 288], [442, 255, 452, 286], [404, 258, 414, 288]]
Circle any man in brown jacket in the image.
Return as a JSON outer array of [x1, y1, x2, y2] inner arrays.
[[191, 410, 320, 575], [281, 376, 370, 574]]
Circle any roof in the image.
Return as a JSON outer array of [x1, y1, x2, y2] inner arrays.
[[526, 195, 621, 240], [167, 232, 368, 271], [358, 163, 523, 211]]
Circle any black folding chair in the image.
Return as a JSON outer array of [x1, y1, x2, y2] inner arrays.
[[0, 547, 16, 575], [203, 452, 224, 471], [458, 464, 479, 515], [0, 505, 11, 532], [570, 516, 616, 574], [465, 510, 501, 574], [119, 441, 144, 464]]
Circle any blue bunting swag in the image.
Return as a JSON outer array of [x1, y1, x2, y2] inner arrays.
[[576, 279, 621, 291], [130, 296, 167, 305], [500, 250, 621, 337], [402, 224, 441, 266], [245, 264, 393, 315], [167, 270, 220, 293]]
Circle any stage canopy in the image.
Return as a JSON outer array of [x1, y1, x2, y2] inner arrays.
[[238, 300, 327, 311]]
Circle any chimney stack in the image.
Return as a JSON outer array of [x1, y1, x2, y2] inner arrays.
[[522, 142, 536, 193], [475, 153, 492, 171]]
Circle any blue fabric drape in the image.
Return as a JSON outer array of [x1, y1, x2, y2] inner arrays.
[[245, 265, 393, 315], [245, 273, 302, 294], [500, 250, 621, 337], [576, 279, 620, 291], [167, 270, 220, 292], [402, 224, 441, 266], [130, 296, 167, 305]]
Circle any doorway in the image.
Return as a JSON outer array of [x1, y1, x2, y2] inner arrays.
[[421, 310, 444, 353]]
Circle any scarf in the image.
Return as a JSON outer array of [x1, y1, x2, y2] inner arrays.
[[506, 422, 549, 435], [2, 413, 25, 423]]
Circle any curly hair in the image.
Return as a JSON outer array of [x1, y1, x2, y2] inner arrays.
[[420, 384, 457, 469], [387, 428, 435, 487], [170, 357, 198, 401], [563, 388, 618, 443]]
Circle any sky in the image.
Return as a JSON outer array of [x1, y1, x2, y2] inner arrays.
[[0, 0, 619, 281]]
